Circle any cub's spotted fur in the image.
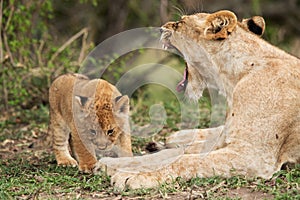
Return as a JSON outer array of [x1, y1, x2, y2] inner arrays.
[[48, 73, 132, 172]]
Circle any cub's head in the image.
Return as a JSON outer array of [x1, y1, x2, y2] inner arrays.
[[160, 10, 265, 100], [73, 84, 130, 156]]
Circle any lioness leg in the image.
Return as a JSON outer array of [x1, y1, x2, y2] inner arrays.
[[108, 145, 274, 189], [277, 126, 300, 168], [97, 148, 184, 175], [96, 127, 226, 175], [165, 126, 225, 154]]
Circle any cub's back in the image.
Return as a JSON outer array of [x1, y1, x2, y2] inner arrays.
[[49, 73, 90, 122]]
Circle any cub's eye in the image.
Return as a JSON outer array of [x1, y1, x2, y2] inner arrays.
[[107, 129, 114, 136], [90, 129, 97, 135]]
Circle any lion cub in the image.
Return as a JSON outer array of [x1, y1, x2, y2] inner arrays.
[[48, 73, 132, 172]]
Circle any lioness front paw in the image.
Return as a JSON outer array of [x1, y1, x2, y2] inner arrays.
[[94, 158, 125, 176], [111, 171, 161, 190], [93, 160, 108, 174]]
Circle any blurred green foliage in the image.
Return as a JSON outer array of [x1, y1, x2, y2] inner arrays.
[[0, 0, 299, 120], [0, 0, 86, 112]]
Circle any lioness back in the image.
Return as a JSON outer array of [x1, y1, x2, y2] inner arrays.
[[48, 73, 132, 172]]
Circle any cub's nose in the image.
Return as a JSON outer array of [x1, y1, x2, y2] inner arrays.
[[159, 28, 164, 33]]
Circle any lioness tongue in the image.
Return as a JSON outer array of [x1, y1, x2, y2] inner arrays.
[[176, 67, 188, 92]]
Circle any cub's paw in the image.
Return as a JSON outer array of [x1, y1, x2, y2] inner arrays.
[[57, 157, 78, 167], [79, 164, 96, 173], [111, 171, 161, 190]]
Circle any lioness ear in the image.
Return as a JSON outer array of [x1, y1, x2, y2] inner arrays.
[[75, 95, 88, 107], [204, 10, 237, 40], [114, 95, 129, 114], [242, 16, 265, 36]]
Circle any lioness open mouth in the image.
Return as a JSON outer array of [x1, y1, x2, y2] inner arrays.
[[176, 64, 188, 92], [161, 30, 188, 93]]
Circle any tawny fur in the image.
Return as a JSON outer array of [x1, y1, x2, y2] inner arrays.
[[48, 73, 132, 173], [96, 10, 300, 189]]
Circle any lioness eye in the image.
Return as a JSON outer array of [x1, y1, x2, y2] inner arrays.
[[107, 129, 114, 136], [90, 129, 97, 135]]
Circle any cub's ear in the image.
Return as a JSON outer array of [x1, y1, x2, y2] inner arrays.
[[74, 95, 89, 107], [114, 95, 129, 114], [204, 10, 237, 40], [241, 16, 265, 36]]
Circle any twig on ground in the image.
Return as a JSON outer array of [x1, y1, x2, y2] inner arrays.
[[26, 185, 43, 200], [205, 180, 226, 196]]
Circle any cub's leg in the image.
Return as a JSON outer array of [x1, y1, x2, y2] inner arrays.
[[68, 127, 97, 173], [70, 141, 97, 173], [114, 133, 133, 157], [49, 112, 78, 167]]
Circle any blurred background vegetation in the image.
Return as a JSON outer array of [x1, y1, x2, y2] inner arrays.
[[0, 0, 299, 132]]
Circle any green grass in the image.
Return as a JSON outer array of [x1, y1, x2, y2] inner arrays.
[[0, 153, 112, 199], [0, 96, 299, 199], [2, 153, 298, 199]]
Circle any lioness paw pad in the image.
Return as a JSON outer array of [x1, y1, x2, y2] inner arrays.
[[111, 172, 160, 190]]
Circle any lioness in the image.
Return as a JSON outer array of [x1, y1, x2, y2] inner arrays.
[[96, 10, 300, 189], [48, 73, 132, 172]]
